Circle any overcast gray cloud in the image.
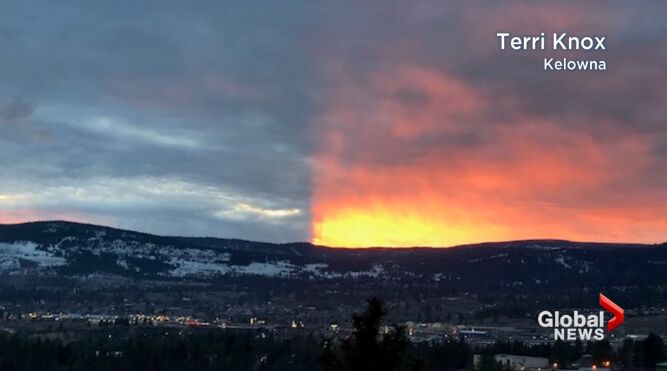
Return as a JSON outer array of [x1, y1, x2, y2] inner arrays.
[[0, 0, 319, 241]]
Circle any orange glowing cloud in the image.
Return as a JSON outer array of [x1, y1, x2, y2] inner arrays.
[[311, 64, 667, 247]]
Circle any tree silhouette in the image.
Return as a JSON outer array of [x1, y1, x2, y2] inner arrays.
[[321, 298, 410, 371], [642, 333, 664, 368]]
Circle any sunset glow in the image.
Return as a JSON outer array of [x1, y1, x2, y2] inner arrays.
[[312, 207, 507, 248], [311, 64, 667, 248]]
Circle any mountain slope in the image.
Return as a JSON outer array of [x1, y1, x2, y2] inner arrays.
[[0, 221, 665, 290]]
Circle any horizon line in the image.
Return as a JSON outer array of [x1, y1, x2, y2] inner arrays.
[[0, 219, 663, 250]]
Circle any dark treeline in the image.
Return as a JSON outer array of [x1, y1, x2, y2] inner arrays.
[[0, 330, 321, 371], [0, 330, 468, 371]]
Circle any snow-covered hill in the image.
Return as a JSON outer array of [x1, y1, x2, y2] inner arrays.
[[0, 221, 665, 290]]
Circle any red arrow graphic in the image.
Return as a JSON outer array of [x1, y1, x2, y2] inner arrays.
[[599, 293, 624, 333]]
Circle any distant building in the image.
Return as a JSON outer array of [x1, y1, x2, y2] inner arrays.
[[571, 353, 612, 370], [473, 354, 549, 371], [494, 354, 549, 370]]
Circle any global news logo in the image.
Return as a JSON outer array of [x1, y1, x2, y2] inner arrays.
[[538, 293, 624, 341]]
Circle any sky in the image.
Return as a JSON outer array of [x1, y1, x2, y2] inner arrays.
[[0, 1, 666, 246]]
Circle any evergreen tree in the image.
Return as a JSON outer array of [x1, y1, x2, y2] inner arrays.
[[642, 333, 665, 368], [321, 298, 412, 371]]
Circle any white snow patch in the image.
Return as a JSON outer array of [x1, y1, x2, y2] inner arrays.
[[168, 260, 296, 278], [116, 258, 129, 270], [344, 264, 385, 278], [554, 256, 572, 269], [0, 242, 66, 271], [303, 263, 328, 274], [577, 260, 592, 274], [168, 259, 231, 277], [232, 261, 295, 277]]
